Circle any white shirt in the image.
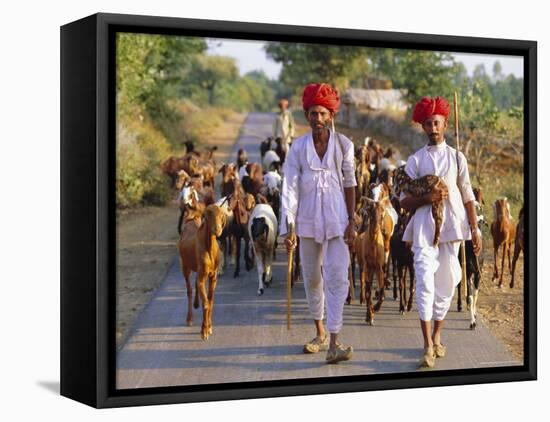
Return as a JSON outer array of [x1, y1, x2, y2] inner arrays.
[[401, 140, 475, 247], [280, 131, 357, 242]]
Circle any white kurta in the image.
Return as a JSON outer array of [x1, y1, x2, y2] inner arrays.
[[279, 131, 357, 242], [401, 141, 475, 247]]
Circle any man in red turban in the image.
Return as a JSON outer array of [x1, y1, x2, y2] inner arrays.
[[400, 96, 482, 368], [280, 83, 356, 364]]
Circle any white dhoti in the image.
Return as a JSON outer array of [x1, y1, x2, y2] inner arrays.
[[413, 241, 461, 322], [299, 236, 349, 334]]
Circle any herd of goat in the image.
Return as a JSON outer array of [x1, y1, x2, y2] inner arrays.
[[160, 137, 525, 339]]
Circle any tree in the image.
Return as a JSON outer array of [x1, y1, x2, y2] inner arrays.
[[492, 61, 503, 81], [116, 33, 206, 116], [491, 74, 523, 110], [366, 49, 460, 105], [187, 55, 239, 105], [265, 42, 367, 93]]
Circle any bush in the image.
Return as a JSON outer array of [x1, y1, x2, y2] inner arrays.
[[179, 106, 224, 145], [116, 116, 173, 208]]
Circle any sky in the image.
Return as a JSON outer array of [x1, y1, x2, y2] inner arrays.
[[207, 38, 524, 80]]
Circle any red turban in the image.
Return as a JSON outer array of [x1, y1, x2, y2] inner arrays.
[[302, 83, 340, 113], [412, 96, 451, 124]]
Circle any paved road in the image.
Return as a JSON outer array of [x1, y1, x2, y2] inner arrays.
[[116, 113, 520, 389]]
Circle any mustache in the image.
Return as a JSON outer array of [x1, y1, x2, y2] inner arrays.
[[313, 122, 330, 128]]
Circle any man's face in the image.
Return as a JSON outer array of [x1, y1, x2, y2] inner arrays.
[[305, 105, 333, 133], [422, 115, 448, 144]]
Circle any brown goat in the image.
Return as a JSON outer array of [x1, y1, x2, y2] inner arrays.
[[355, 145, 372, 202], [242, 163, 264, 196], [491, 198, 516, 288], [394, 167, 447, 246], [360, 198, 387, 325], [177, 204, 226, 340], [218, 163, 238, 198], [510, 206, 524, 288]]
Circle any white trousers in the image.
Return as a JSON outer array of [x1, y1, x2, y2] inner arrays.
[[413, 241, 461, 322], [299, 236, 349, 334]]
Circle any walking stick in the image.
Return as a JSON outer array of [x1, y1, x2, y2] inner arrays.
[[454, 92, 468, 306], [286, 219, 295, 330]]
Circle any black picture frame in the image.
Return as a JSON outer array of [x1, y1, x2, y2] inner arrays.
[[60, 12, 537, 408]]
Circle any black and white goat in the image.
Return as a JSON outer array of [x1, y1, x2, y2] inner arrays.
[[247, 204, 278, 295]]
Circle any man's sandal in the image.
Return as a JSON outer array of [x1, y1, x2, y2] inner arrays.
[[419, 346, 436, 368], [433, 343, 446, 358], [303, 336, 329, 354], [325, 344, 353, 364]]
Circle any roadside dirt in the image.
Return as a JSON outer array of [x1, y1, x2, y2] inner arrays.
[[475, 250, 524, 361]]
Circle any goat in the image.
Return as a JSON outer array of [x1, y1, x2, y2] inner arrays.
[[248, 204, 278, 295], [262, 150, 281, 173], [177, 204, 226, 339], [228, 178, 256, 278], [394, 167, 447, 246], [457, 240, 483, 329], [390, 211, 415, 314], [491, 198, 515, 288], [360, 198, 387, 325], [260, 137, 273, 161], [236, 148, 248, 170], [510, 206, 524, 288]]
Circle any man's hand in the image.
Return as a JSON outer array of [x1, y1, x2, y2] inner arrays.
[[471, 228, 482, 256], [344, 222, 356, 246], [285, 232, 297, 252]]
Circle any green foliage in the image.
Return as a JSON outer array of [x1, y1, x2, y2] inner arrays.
[[365, 49, 460, 106], [177, 58, 277, 112], [116, 33, 206, 117], [491, 74, 524, 110], [116, 117, 173, 208], [181, 55, 239, 105], [265, 42, 365, 93]]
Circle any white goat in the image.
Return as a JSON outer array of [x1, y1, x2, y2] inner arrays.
[[247, 204, 278, 295], [262, 150, 281, 172], [263, 171, 282, 195]]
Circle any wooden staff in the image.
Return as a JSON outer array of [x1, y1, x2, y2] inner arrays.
[[286, 220, 295, 330], [454, 92, 468, 305]]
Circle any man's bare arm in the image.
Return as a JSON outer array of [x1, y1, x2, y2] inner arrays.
[[344, 186, 356, 220]]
